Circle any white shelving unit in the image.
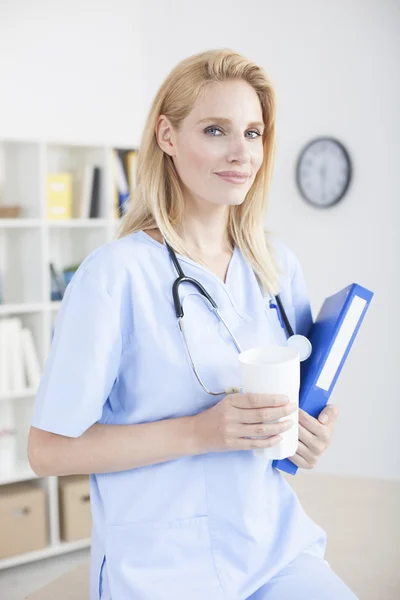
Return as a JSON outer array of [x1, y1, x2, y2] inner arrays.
[[0, 139, 135, 569]]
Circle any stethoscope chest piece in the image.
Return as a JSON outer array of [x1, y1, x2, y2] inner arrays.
[[286, 334, 312, 361], [268, 294, 312, 362]]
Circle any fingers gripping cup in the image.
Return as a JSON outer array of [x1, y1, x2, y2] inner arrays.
[[238, 346, 300, 460]]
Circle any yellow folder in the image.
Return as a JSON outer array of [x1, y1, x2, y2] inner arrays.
[[47, 173, 72, 220]]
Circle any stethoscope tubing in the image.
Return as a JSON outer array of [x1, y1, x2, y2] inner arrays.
[[165, 239, 291, 338], [164, 239, 312, 395]]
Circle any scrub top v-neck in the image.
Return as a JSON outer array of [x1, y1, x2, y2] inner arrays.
[[31, 229, 327, 600]]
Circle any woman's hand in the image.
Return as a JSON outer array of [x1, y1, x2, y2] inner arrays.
[[288, 405, 339, 469], [191, 392, 297, 454]]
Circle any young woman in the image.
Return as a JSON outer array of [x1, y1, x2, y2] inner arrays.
[[28, 49, 355, 600]]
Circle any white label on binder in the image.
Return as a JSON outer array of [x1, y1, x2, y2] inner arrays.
[[316, 296, 367, 391]]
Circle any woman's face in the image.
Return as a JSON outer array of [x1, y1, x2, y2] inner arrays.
[[157, 79, 265, 209]]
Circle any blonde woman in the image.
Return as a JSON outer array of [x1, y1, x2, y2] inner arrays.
[[28, 49, 355, 599]]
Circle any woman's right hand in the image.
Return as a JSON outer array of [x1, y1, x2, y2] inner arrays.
[[191, 392, 297, 454]]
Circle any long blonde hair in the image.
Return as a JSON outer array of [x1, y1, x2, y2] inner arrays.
[[117, 48, 281, 295]]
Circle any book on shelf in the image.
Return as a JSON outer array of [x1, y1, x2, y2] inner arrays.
[[76, 165, 94, 219], [113, 149, 138, 218], [0, 318, 41, 396], [49, 262, 79, 300], [75, 165, 102, 219], [21, 328, 42, 391], [62, 264, 79, 288], [89, 167, 101, 218], [46, 173, 73, 220], [125, 149, 138, 199], [50, 262, 66, 301]]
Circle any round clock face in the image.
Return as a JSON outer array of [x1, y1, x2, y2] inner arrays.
[[296, 137, 352, 208]]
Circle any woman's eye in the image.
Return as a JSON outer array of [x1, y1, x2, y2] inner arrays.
[[204, 126, 261, 138], [204, 126, 223, 136], [247, 130, 262, 139]]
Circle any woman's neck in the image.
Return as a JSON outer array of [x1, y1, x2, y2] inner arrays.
[[144, 204, 233, 282], [175, 205, 232, 259]]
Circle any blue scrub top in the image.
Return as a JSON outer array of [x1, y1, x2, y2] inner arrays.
[[31, 230, 327, 600]]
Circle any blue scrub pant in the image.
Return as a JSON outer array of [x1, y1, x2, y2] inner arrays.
[[248, 553, 358, 600]]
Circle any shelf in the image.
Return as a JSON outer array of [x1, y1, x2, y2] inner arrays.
[[0, 218, 121, 229], [0, 537, 91, 570], [46, 218, 111, 228], [0, 461, 38, 485], [49, 226, 108, 275], [0, 302, 45, 315], [0, 139, 133, 570], [0, 219, 42, 228], [0, 226, 43, 303], [0, 387, 37, 402], [3, 301, 74, 313], [47, 301, 62, 311], [0, 142, 42, 219]]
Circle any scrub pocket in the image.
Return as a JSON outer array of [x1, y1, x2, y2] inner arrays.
[[264, 298, 296, 346], [105, 516, 225, 600]]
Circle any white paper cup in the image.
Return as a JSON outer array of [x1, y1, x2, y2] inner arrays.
[[238, 346, 300, 460]]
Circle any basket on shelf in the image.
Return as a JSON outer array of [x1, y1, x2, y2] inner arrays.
[[0, 205, 21, 218]]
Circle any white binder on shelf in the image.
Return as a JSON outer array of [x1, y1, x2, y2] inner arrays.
[[0, 318, 41, 397], [0, 320, 10, 396], [8, 318, 26, 393], [21, 328, 41, 389]]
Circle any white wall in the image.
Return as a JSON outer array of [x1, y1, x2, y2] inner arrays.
[[0, 0, 145, 146], [1, 0, 399, 479]]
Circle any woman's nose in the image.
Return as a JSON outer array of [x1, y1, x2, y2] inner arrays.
[[227, 153, 251, 166], [226, 136, 251, 164]]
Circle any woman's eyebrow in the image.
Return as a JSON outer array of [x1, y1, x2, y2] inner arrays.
[[196, 117, 265, 129]]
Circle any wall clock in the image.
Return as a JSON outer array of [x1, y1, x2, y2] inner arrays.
[[296, 137, 352, 208]]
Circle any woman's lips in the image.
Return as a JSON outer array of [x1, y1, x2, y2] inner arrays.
[[215, 173, 249, 184]]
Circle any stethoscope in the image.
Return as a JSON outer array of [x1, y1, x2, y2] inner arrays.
[[165, 240, 312, 396]]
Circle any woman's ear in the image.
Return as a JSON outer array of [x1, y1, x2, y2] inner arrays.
[[155, 115, 175, 157]]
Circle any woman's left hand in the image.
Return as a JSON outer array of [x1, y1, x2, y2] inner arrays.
[[288, 405, 339, 470]]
